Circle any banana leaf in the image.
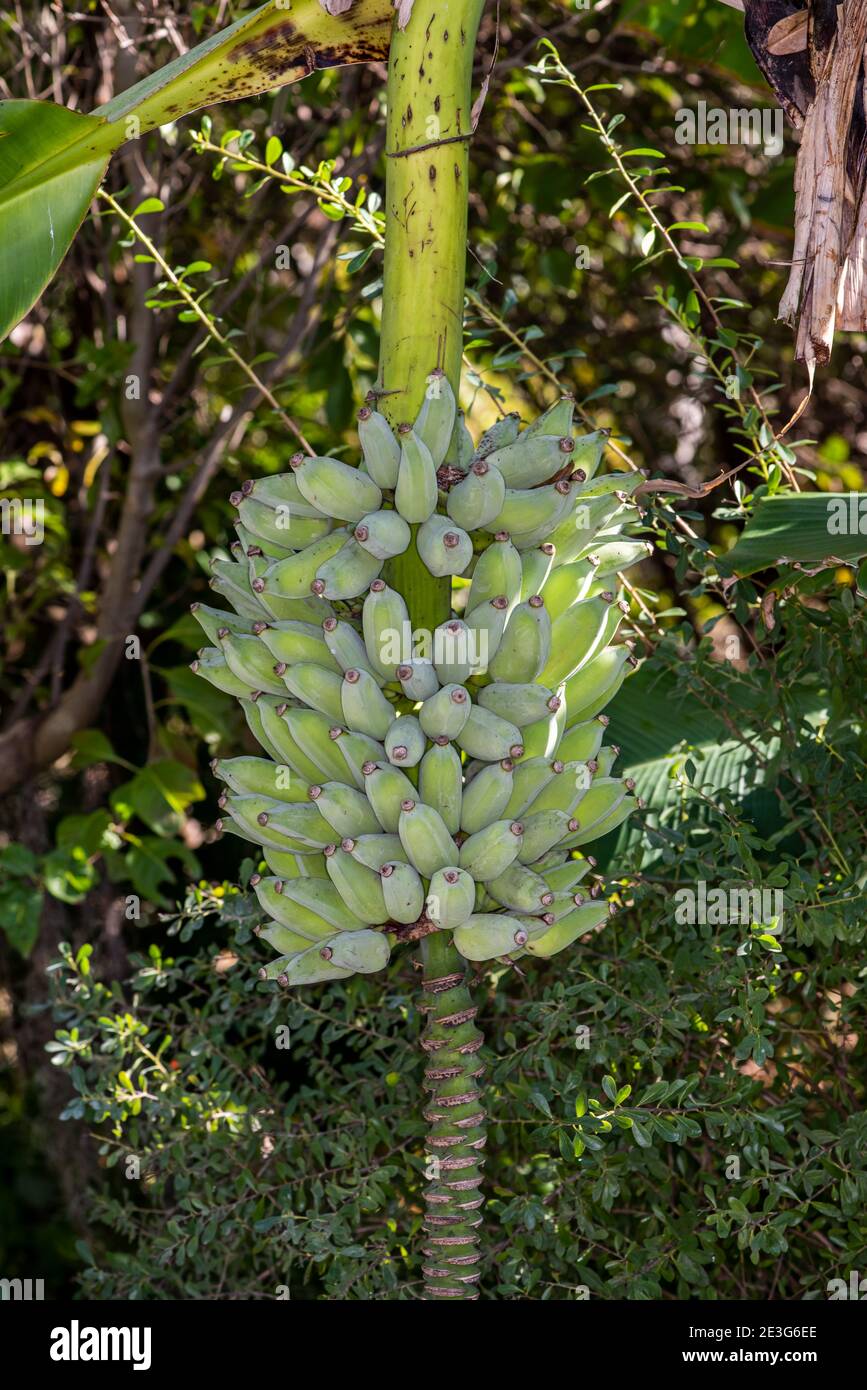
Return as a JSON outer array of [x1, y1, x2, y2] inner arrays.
[[593, 660, 826, 868], [0, 0, 391, 342], [719, 493, 867, 576]]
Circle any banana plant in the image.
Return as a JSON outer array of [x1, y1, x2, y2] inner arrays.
[[8, 0, 645, 1297], [190, 0, 645, 1298], [0, 0, 392, 342]]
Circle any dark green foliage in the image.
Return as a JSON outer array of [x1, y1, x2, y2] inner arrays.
[[44, 581, 867, 1298]]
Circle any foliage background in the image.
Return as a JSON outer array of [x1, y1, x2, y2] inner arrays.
[[1, 0, 865, 1299]]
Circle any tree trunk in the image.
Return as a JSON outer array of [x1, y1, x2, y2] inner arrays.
[[375, 0, 487, 1298]]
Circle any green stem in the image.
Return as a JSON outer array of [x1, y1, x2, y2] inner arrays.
[[379, 0, 485, 636], [374, 0, 487, 1298], [419, 929, 486, 1299]]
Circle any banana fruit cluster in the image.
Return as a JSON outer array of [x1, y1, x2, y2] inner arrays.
[[192, 377, 647, 985]]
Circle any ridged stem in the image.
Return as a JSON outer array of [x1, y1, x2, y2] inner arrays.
[[418, 929, 486, 1299]]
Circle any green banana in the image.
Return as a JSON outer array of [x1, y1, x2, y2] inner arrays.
[[263, 846, 330, 879], [486, 861, 552, 914], [465, 532, 522, 615], [347, 833, 404, 870], [396, 658, 440, 701], [257, 921, 327, 955], [190, 647, 254, 698], [257, 798, 335, 849], [354, 510, 412, 561], [384, 715, 426, 768], [279, 662, 345, 723], [213, 756, 304, 801], [556, 716, 607, 763], [262, 529, 350, 599], [459, 759, 514, 834], [414, 369, 456, 467], [593, 744, 620, 776], [474, 412, 521, 458], [519, 544, 556, 602], [257, 620, 340, 672], [380, 859, 426, 924], [215, 633, 287, 697], [235, 520, 296, 562], [523, 397, 575, 440], [524, 760, 592, 816], [224, 794, 322, 853], [357, 406, 401, 488], [488, 597, 551, 684], [537, 594, 616, 689], [334, 728, 388, 788], [503, 756, 561, 818], [563, 643, 636, 725], [243, 472, 323, 514], [363, 580, 411, 681], [363, 761, 419, 833], [446, 459, 506, 530], [291, 452, 383, 522], [235, 495, 332, 552], [398, 799, 457, 878], [240, 696, 286, 763], [584, 538, 652, 576], [464, 596, 510, 671], [453, 912, 533, 962], [490, 480, 576, 545], [312, 536, 384, 601], [341, 668, 396, 741], [432, 618, 474, 685], [252, 875, 361, 937], [324, 844, 390, 924], [308, 781, 382, 838], [458, 819, 524, 881], [418, 741, 463, 835], [517, 809, 578, 863], [485, 433, 577, 489], [539, 855, 595, 894], [443, 409, 476, 471], [456, 706, 523, 763], [418, 684, 472, 741], [256, 873, 368, 932], [427, 866, 476, 929], [517, 692, 567, 762], [417, 514, 474, 577], [394, 424, 437, 523], [190, 603, 250, 645], [276, 706, 352, 784], [540, 561, 597, 620], [209, 557, 270, 619], [477, 682, 558, 727], [321, 616, 382, 682], [524, 900, 612, 958], [323, 929, 391, 975]]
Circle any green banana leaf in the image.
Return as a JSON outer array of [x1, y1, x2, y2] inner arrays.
[[719, 493, 867, 576], [0, 0, 391, 342], [594, 661, 825, 868]]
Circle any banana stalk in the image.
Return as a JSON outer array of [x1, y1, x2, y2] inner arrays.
[[377, 0, 487, 1300]]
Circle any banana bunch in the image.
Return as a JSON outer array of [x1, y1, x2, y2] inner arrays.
[[193, 380, 647, 985]]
